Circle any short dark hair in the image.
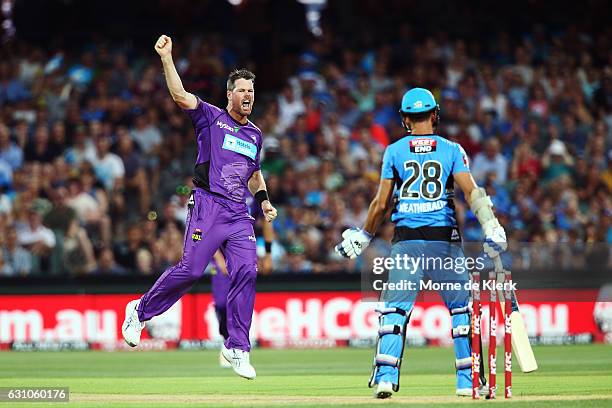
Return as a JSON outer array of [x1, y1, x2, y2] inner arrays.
[[227, 68, 255, 91], [405, 110, 434, 123]]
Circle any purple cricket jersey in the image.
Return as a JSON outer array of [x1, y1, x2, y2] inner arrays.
[[137, 97, 260, 352], [184, 97, 262, 202]]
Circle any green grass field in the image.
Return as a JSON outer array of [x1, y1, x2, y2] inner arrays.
[[0, 345, 611, 407]]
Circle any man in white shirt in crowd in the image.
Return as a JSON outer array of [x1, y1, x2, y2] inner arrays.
[[471, 138, 508, 185], [130, 111, 162, 170], [17, 203, 56, 259], [1, 224, 32, 276], [90, 136, 125, 191]]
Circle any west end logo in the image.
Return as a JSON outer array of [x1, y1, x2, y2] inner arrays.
[[216, 120, 237, 132]]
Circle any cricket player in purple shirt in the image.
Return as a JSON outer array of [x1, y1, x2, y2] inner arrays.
[[122, 34, 277, 380]]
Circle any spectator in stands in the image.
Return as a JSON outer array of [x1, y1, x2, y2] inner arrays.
[[0, 62, 31, 103], [116, 126, 150, 214], [153, 219, 183, 271], [136, 247, 154, 275], [62, 214, 97, 275], [480, 77, 509, 121], [130, 110, 162, 168], [277, 84, 305, 133], [16, 201, 55, 274], [542, 139, 574, 182], [0, 123, 23, 170], [471, 138, 508, 184], [25, 125, 55, 163], [282, 243, 313, 273], [510, 141, 542, 180], [90, 135, 125, 191], [66, 176, 111, 246], [64, 126, 96, 166], [92, 246, 127, 275], [1, 225, 32, 276], [113, 222, 151, 272], [0, 14, 610, 276]]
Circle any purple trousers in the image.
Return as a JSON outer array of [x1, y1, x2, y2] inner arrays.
[[138, 188, 257, 351], [211, 264, 230, 340]]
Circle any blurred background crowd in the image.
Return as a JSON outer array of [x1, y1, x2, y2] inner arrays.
[[0, 0, 610, 276]]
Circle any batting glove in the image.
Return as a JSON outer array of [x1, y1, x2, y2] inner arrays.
[[483, 224, 507, 258], [335, 228, 372, 259]]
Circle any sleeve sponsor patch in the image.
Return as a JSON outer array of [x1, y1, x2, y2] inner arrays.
[[410, 138, 437, 153], [462, 153, 469, 168]]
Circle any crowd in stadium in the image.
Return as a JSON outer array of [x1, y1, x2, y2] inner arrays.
[[0, 22, 610, 276]]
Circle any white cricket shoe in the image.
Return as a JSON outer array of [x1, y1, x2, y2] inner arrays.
[[456, 385, 489, 397], [221, 345, 256, 379], [456, 388, 473, 397], [374, 381, 394, 399], [219, 349, 232, 368], [122, 299, 145, 347]]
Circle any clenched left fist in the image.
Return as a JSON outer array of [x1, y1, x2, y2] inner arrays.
[[262, 201, 277, 222], [155, 35, 172, 58], [335, 228, 372, 259]]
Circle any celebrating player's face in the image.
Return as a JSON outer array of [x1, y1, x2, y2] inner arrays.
[[229, 78, 254, 117]]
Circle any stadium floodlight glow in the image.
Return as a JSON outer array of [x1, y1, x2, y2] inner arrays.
[[1, 0, 14, 42], [297, 0, 327, 37]]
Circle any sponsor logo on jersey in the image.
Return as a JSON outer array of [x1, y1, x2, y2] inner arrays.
[[409, 138, 437, 153], [192, 228, 203, 242], [463, 153, 469, 168], [222, 134, 257, 160], [216, 120, 237, 132]]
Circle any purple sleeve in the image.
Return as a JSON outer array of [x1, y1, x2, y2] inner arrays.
[[254, 134, 262, 171], [182, 97, 218, 132]]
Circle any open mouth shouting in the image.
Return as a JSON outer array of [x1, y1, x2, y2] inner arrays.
[[241, 99, 252, 111]]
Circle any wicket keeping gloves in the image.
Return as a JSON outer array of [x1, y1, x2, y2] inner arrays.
[[470, 187, 508, 258], [335, 228, 372, 259]]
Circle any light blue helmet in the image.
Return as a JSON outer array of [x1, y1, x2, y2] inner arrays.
[[399, 87, 440, 132], [400, 87, 438, 114]]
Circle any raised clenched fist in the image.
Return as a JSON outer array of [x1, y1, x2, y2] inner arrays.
[[154, 35, 172, 58]]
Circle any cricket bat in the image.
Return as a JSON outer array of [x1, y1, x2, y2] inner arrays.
[[493, 256, 539, 373]]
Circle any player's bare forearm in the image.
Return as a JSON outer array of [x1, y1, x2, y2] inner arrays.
[[262, 220, 274, 274], [154, 35, 197, 109], [262, 218, 274, 241], [248, 170, 266, 197], [454, 171, 478, 204], [249, 170, 277, 222], [160, 55, 197, 109], [363, 178, 394, 235], [363, 197, 387, 235]]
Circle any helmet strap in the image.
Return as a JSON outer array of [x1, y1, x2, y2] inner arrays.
[[432, 106, 440, 129], [400, 113, 412, 135]]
